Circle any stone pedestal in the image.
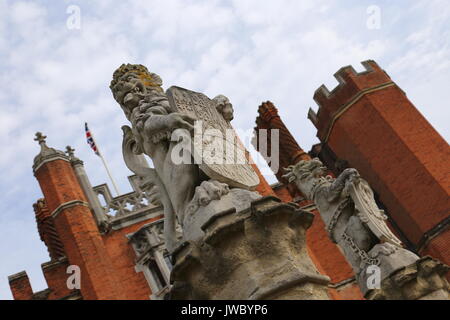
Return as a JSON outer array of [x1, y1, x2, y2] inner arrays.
[[169, 196, 331, 300], [366, 256, 450, 300]]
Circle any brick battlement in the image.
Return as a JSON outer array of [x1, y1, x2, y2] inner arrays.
[[8, 271, 34, 300], [307, 60, 450, 272], [309, 60, 396, 141]]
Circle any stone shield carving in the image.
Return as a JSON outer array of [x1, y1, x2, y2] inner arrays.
[[347, 178, 403, 247], [166, 86, 259, 190]]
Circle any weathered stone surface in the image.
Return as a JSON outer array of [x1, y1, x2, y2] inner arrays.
[[284, 158, 450, 300], [182, 187, 261, 243], [366, 256, 450, 300], [358, 243, 419, 294], [170, 196, 330, 300], [111, 65, 259, 251]]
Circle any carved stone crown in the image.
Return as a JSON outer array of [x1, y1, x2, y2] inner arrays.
[[110, 63, 163, 95]]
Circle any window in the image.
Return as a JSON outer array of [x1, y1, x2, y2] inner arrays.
[[148, 259, 167, 291]]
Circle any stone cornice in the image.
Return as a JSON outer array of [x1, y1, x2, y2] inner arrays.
[[8, 271, 28, 283], [33, 154, 70, 174], [70, 158, 84, 167], [41, 257, 68, 270], [50, 200, 90, 219]]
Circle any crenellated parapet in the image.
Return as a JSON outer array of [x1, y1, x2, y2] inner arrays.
[[309, 60, 396, 142]]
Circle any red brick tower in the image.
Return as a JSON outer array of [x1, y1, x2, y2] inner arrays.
[[31, 132, 124, 299], [308, 60, 450, 268], [253, 102, 363, 299]]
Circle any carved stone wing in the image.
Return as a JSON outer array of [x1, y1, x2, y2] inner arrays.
[[348, 178, 403, 247], [121, 126, 161, 202], [121, 125, 177, 253]]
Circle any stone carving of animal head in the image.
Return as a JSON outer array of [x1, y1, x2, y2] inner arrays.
[[213, 94, 234, 122], [110, 64, 165, 120], [283, 158, 328, 199]]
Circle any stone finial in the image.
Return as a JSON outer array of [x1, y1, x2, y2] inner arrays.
[[65, 146, 75, 157], [32, 132, 69, 173], [65, 145, 83, 166], [34, 132, 50, 153], [34, 132, 47, 144]]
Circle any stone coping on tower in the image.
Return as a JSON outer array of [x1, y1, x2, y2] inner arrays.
[[50, 200, 90, 219], [7, 270, 28, 283], [41, 257, 68, 271], [31, 288, 52, 300]]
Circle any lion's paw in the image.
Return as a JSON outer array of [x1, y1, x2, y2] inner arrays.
[[183, 180, 230, 219], [193, 180, 230, 207], [369, 242, 398, 258]]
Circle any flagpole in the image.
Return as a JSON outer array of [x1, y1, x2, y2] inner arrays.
[[98, 149, 121, 196], [86, 122, 121, 196]]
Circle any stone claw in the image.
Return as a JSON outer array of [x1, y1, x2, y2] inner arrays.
[[282, 170, 296, 183], [191, 180, 230, 210], [369, 242, 399, 258]]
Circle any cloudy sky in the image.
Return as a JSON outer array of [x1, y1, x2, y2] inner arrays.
[[0, 0, 449, 299]]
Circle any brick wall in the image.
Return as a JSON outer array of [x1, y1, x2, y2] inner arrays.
[[8, 272, 34, 300], [311, 60, 450, 269], [102, 217, 164, 300], [34, 158, 124, 299]]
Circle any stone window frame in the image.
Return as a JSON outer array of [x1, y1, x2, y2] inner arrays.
[[128, 220, 174, 300]]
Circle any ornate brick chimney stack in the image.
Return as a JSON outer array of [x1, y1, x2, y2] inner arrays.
[[31, 132, 123, 300], [254, 101, 309, 188], [308, 60, 450, 269], [33, 198, 65, 260]]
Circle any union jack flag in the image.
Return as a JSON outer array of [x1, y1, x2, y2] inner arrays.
[[85, 122, 100, 156]]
